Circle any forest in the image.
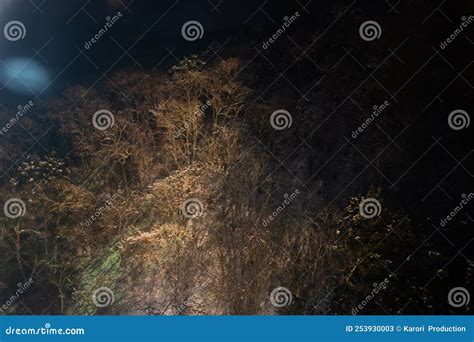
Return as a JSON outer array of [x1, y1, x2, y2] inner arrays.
[[0, 0, 472, 315]]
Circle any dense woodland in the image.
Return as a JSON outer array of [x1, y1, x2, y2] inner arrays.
[[0, 0, 472, 314]]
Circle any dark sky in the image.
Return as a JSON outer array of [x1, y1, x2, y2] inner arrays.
[[0, 0, 295, 107]]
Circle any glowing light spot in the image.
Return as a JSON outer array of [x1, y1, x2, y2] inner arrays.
[[0, 58, 50, 95]]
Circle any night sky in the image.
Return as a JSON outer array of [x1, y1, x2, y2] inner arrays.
[[0, 0, 472, 315], [0, 0, 294, 106]]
